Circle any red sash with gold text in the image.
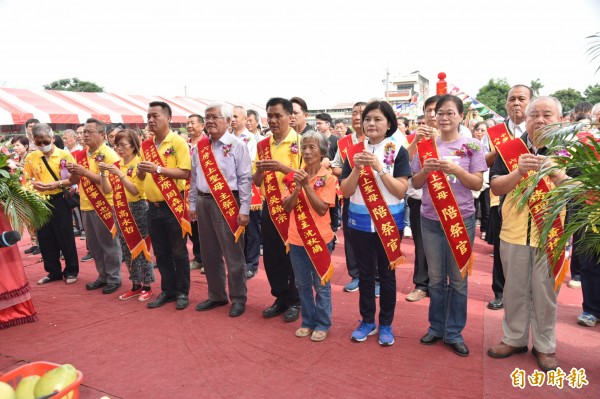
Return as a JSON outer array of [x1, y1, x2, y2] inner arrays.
[[257, 137, 290, 247], [197, 136, 244, 242], [74, 151, 116, 237], [338, 135, 354, 164], [487, 123, 514, 150], [495, 138, 568, 291], [283, 172, 334, 284], [141, 139, 191, 237], [108, 161, 151, 262], [417, 139, 473, 278], [251, 184, 263, 211], [347, 142, 405, 268]]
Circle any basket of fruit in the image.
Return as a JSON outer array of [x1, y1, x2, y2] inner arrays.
[[0, 361, 82, 399]]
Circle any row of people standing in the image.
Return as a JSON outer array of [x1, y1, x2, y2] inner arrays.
[[21, 94, 590, 370]]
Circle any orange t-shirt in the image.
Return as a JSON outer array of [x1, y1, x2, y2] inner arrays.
[[283, 167, 336, 246]]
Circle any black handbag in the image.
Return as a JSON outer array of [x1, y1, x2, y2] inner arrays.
[[41, 156, 80, 209]]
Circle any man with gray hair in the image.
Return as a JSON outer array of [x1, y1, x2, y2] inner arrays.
[[67, 118, 123, 294], [63, 129, 83, 153], [246, 109, 263, 143], [24, 123, 80, 285], [190, 103, 251, 317], [488, 96, 569, 371]]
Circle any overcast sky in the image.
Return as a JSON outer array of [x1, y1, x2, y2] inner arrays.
[[1, 0, 599, 109]]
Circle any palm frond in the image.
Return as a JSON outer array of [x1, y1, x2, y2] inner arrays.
[[586, 32, 600, 74], [516, 122, 600, 267], [0, 154, 52, 233]]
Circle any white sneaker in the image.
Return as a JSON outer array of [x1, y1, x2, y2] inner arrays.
[[406, 289, 427, 302], [403, 226, 412, 238], [567, 279, 581, 289]]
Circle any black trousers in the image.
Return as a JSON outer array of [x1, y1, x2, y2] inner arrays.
[[488, 206, 504, 297], [148, 204, 190, 296], [580, 251, 600, 317], [190, 220, 202, 263], [341, 198, 359, 279], [244, 209, 261, 273], [407, 197, 428, 290], [349, 228, 397, 326], [330, 195, 340, 231], [570, 229, 583, 279], [476, 188, 490, 233], [38, 194, 79, 279], [261, 205, 299, 306]]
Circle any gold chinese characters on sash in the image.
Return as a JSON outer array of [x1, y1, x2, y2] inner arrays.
[[108, 161, 151, 262], [347, 142, 405, 269], [283, 172, 333, 284], [495, 138, 568, 291], [487, 123, 514, 150], [141, 139, 191, 237], [257, 137, 290, 250], [73, 150, 117, 237], [197, 136, 244, 242], [417, 138, 473, 278]]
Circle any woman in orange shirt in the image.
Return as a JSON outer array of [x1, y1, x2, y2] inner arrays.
[[283, 131, 337, 342]]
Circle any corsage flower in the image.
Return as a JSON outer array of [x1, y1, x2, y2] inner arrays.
[[454, 142, 480, 158], [383, 142, 396, 166], [164, 147, 175, 157], [313, 176, 327, 189], [223, 143, 233, 157]]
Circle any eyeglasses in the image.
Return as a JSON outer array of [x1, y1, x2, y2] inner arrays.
[[205, 115, 224, 121], [436, 111, 457, 118]]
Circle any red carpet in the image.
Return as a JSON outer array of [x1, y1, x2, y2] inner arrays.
[[1, 228, 598, 398]]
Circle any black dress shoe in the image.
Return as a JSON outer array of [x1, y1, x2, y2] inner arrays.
[[420, 333, 442, 345], [86, 280, 107, 290], [245, 270, 256, 280], [487, 297, 503, 310], [176, 294, 189, 310], [446, 341, 469, 357], [147, 292, 176, 309], [31, 246, 41, 255], [229, 302, 245, 317], [102, 283, 122, 294], [24, 245, 38, 254], [262, 302, 287, 318], [195, 299, 228, 311], [284, 305, 301, 322]]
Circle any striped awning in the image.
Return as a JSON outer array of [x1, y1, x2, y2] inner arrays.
[[0, 88, 265, 126]]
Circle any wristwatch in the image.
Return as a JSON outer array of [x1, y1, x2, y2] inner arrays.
[[378, 168, 389, 176], [156, 166, 162, 175]]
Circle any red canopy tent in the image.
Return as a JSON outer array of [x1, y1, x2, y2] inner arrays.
[[0, 88, 266, 131]]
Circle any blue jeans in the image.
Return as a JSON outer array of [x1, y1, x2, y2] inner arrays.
[[289, 241, 334, 332], [421, 214, 475, 344]]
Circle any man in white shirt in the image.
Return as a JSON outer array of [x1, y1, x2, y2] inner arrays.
[[186, 114, 206, 272], [63, 129, 83, 153], [232, 106, 261, 279]]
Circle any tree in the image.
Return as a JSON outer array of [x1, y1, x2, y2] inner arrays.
[[583, 83, 600, 105], [476, 78, 510, 117], [43, 78, 103, 92], [549, 88, 584, 112], [530, 79, 544, 96]]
